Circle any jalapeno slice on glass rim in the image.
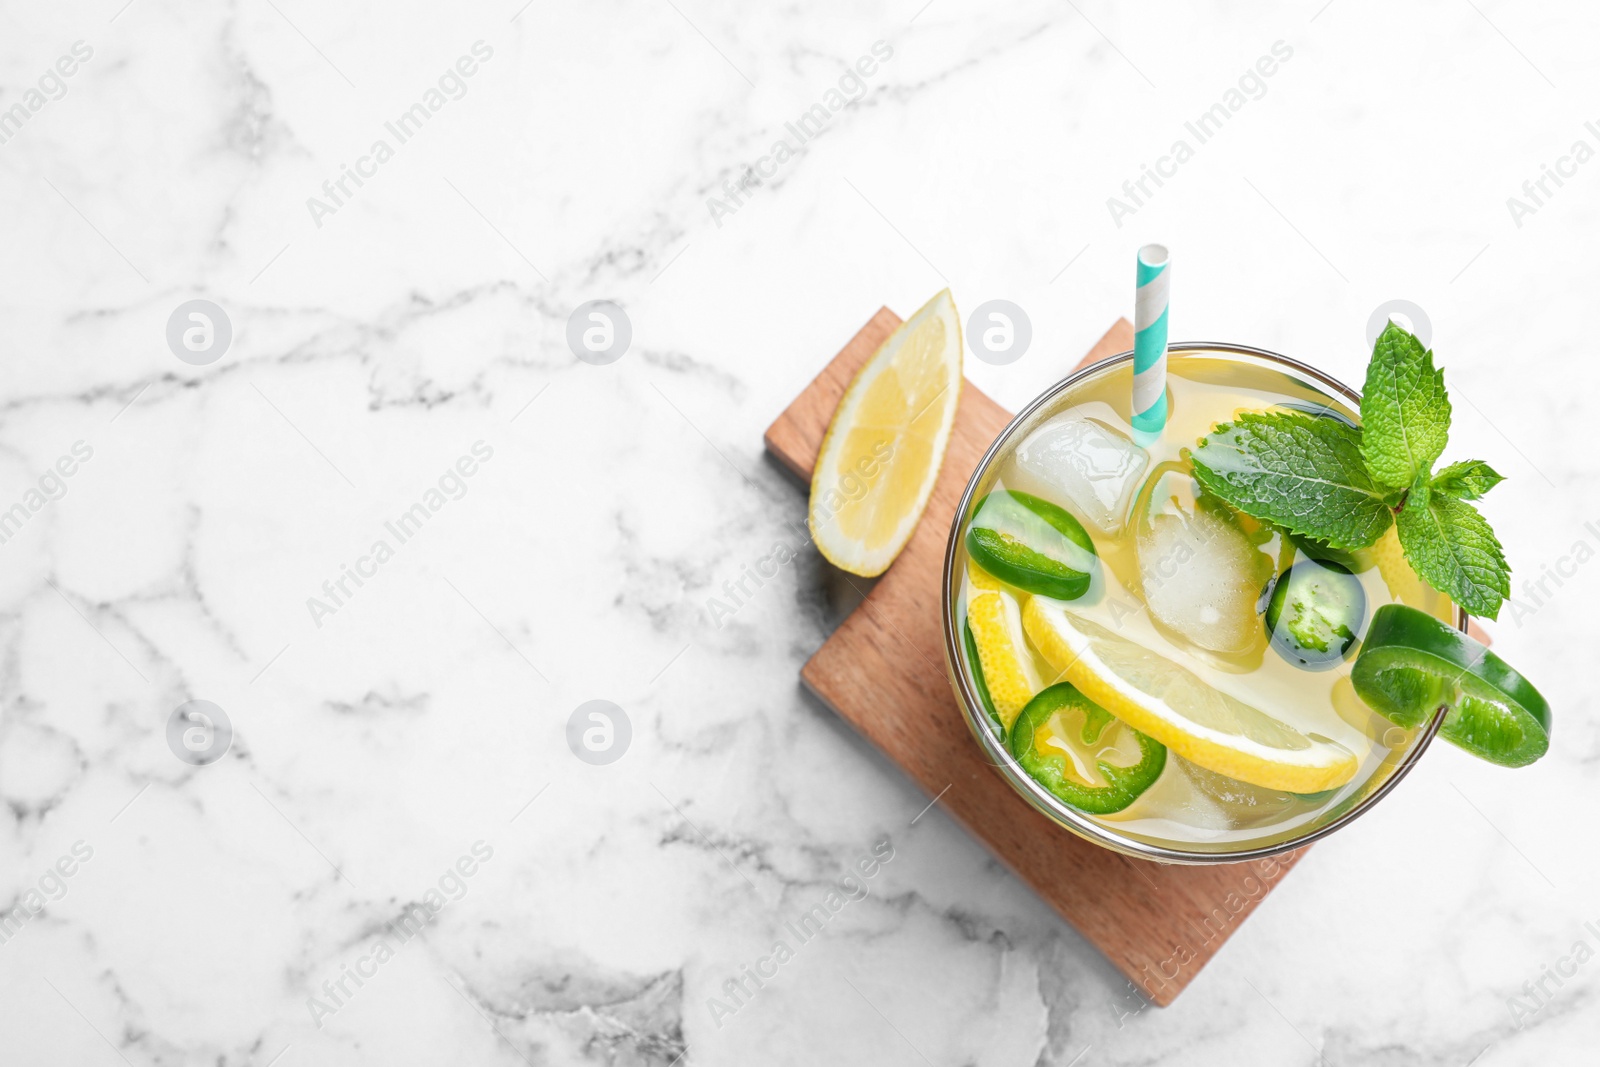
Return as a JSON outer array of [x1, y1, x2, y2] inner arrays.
[[1351, 604, 1550, 768]]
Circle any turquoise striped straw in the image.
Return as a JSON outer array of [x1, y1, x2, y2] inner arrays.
[[1132, 244, 1170, 438]]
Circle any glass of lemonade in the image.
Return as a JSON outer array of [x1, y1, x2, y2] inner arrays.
[[942, 344, 1466, 862]]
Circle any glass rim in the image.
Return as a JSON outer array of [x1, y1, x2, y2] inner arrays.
[[940, 342, 1467, 866]]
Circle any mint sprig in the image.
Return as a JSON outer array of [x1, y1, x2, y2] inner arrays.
[[1189, 322, 1511, 619], [1432, 459, 1504, 501], [1361, 325, 1451, 491], [1396, 491, 1510, 616], [1190, 412, 1397, 551]]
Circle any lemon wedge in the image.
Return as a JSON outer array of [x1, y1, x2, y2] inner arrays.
[[1022, 598, 1359, 792], [809, 290, 962, 576], [967, 588, 1040, 730]]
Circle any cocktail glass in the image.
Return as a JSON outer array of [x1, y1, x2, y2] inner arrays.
[[942, 343, 1468, 863]]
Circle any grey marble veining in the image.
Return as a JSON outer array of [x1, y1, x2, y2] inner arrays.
[[0, 1, 1595, 1065]]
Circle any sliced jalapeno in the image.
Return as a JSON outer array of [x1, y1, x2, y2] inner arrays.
[[963, 618, 1004, 736], [1352, 604, 1550, 768], [965, 490, 1098, 600], [1264, 557, 1367, 671], [1008, 683, 1167, 813]]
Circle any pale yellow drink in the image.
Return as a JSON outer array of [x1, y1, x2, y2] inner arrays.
[[956, 351, 1455, 851]]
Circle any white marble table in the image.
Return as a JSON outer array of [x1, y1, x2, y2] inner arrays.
[[1, 1, 1595, 1064]]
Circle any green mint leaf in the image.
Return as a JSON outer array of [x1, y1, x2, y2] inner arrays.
[[1190, 411, 1396, 550], [1432, 459, 1505, 501], [1360, 322, 1452, 491], [1408, 470, 1431, 512], [1395, 491, 1510, 619]]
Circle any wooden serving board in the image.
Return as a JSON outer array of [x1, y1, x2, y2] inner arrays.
[[766, 309, 1308, 1006]]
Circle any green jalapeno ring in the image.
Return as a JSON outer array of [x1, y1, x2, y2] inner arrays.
[[1351, 604, 1550, 768], [965, 490, 1098, 601], [962, 618, 1005, 737], [1263, 556, 1368, 671], [1008, 683, 1167, 814]]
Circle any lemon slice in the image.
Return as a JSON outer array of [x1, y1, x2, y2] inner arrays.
[[1022, 598, 1359, 792], [809, 290, 962, 576], [967, 588, 1040, 730], [1372, 525, 1437, 609], [967, 558, 1007, 592]]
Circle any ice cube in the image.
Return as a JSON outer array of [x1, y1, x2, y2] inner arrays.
[[1012, 415, 1149, 533], [1105, 756, 1233, 830], [1138, 496, 1272, 655], [1177, 758, 1301, 828]]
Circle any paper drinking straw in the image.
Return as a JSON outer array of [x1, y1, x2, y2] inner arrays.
[[1132, 244, 1170, 437]]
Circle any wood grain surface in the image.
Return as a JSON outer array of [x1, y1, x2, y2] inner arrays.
[[765, 309, 1309, 1006]]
